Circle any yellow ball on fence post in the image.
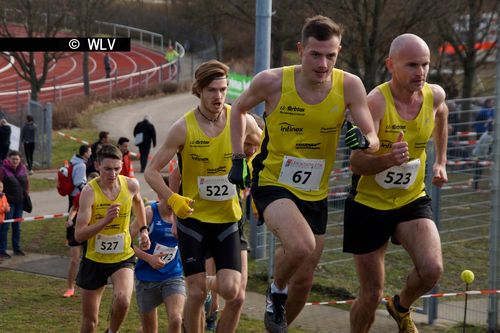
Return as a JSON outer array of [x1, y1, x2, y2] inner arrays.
[[461, 270, 475, 284]]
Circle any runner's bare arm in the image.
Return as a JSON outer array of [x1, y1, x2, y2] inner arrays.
[[431, 85, 448, 188], [130, 205, 153, 238], [244, 113, 263, 148], [350, 89, 408, 175], [144, 118, 187, 202], [344, 73, 380, 153], [231, 69, 280, 155]]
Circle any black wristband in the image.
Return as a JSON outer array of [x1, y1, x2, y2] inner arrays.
[[139, 225, 149, 233], [232, 152, 247, 159]]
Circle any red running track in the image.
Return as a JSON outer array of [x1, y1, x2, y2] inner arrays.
[[0, 31, 170, 113]]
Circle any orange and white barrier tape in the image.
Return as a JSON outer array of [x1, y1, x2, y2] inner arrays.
[[457, 131, 478, 137], [57, 131, 89, 145], [447, 160, 492, 166], [57, 131, 157, 162], [305, 289, 500, 306], [2, 213, 69, 224]]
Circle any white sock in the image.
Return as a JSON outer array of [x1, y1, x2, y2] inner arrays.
[[271, 282, 288, 294]]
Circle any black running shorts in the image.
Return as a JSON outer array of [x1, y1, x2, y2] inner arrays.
[[176, 218, 241, 277], [343, 195, 434, 254], [251, 185, 328, 235], [76, 255, 136, 290]]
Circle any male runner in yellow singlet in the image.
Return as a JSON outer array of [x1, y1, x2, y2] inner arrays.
[[145, 60, 261, 333], [229, 15, 380, 333], [344, 33, 448, 333], [75, 144, 151, 333]]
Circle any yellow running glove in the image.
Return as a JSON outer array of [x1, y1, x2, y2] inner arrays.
[[167, 193, 194, 219]]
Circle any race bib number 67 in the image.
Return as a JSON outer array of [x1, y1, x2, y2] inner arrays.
[[374, 158, 421, 189], [278, 156, 325, 191]]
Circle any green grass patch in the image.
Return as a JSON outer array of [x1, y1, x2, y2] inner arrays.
[[29, 177, 57, 192], [0, 270, 298, 333]]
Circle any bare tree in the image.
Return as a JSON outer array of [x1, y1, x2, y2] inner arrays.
[[307, 0, 437, 91], [436, 0, 499, 100], [0, 0, 70, 101], [68, 0, 115, 96]]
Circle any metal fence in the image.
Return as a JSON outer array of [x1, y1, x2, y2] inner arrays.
[[247, 95, 497, 329]]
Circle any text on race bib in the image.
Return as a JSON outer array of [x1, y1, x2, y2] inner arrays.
[[374, 158, 421, 189], [278, 156, 325, 191], [153, 243, 178, 265], [95, 233, 125, 254], [197, 175, 237, 201]]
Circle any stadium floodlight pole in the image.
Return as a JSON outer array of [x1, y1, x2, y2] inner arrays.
[[250, 0, 272, 260], [487, 21, 500, 332]]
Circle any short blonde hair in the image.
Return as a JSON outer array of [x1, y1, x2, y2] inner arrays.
[[191, 60, 229, 98]]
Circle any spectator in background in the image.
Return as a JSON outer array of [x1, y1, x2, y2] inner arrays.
[[63, 171, 99, 298], [165, 45, 179, 63], [471, 130, 493, 191], [0, 180, 10, 226], [0, 151, 30, 259], [21, 115, 37, 174], [87, 131, 110, 175], [474, 98, 495, 139], [69, 145, 91, 211], [117, 137, 135, 178], [0, 118, 11, 161], [104, 53, 112, 79], [134, 116, 156, 173]]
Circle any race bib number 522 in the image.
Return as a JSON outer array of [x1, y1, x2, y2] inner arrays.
[[197, 175, 237, 201]]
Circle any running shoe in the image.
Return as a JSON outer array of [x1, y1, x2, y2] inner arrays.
[[14, 249, 25, 256], [386, 296, 419, 333], [264, 285, 288, 333], [205, 311, 217, 331], [204, 291, 212, 314], [63, 289, 75, 298], [0, 252, 11, 259]]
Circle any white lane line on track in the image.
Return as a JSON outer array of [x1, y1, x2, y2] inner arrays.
[[0, 52, 14, 73], [0, 47, 166, 96]]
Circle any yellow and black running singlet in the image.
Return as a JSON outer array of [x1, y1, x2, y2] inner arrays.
[[352, 82, 435, 210], [85, 176, 135, 263], [253, 65, 346, 201], [180, 105, 242, 223]]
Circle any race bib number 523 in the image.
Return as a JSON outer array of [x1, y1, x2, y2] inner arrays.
[[374, 158, 421, 189]]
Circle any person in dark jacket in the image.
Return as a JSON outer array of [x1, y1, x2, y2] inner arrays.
[[21, 115, 37, 173], [0, 151, 30, 258], [86, 131, 109, 176], [133, 115, 156, 172], [0, 118, 11, 162]]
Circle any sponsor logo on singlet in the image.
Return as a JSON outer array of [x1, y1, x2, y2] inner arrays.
[[207, 166, 227, 174], [279, 122, 303, 134], [189, 140, 210, 147], [190, 154, 209, 162], [380, 139, 393, 149], [279, 105, 306, 116], [295, 142, 321, 150]]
